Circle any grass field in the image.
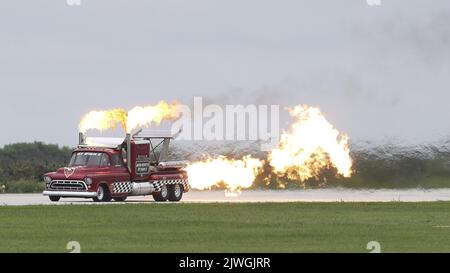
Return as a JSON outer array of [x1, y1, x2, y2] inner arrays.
[[1, 202, 450, 252]]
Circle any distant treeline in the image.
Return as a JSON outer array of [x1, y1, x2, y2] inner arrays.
[[1, 142, 450, 193], [0, 142, 71, 193]]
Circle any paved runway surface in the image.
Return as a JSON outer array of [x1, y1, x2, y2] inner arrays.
[[1, 189, 450, 206]]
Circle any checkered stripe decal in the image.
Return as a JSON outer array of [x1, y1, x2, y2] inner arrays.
[[113, 182, 132, 193], [183, 180, 190, 192], [153, 179, 190, 192]]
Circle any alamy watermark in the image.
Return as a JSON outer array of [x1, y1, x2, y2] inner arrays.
[[171, 97, 280, 151], [67, 241, 81, 253], [366, 0, 381, 6], [66, 0, 81, 6], [66, 0, 81, 7], [366, 241, 381, 253]]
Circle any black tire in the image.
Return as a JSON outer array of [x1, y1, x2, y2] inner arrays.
[[113, 196, 127, 202], [49, 196, 60, 202], [153, 185, 169, 202], [93, 185, 112, 202], [168, 184, 183, 202]]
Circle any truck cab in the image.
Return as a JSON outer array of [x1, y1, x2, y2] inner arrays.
[[42, 130, 189, 202]]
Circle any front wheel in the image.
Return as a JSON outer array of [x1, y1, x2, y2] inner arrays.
[[168, 184, 183, 202], [49, 196, 60, 202], [93, 185, 111, 202], [153, 185, 169, 202]]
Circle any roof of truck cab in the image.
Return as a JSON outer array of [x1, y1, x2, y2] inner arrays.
[[73, 147, 121, 154]]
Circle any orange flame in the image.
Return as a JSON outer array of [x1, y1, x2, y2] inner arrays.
[[78, 101, 180, 133], [268, 105, 352, 180], [186, 105, 353, 192], [78, 109, 127, 133], [185, 155, 263, 191], [126, 101, 181, 133]]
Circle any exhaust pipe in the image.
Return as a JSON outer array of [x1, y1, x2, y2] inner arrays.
[[126, 133, 131, 172], [158, 161, 188, 170], [78, 132, 85, 145]]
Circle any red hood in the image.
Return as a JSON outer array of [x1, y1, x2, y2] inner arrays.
[[46, 166, 108, 180]]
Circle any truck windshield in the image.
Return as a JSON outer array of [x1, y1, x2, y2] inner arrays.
[[69, 152, 109, 167]]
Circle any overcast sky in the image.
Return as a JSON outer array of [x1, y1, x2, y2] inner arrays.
[[0, 0, 449, 147]]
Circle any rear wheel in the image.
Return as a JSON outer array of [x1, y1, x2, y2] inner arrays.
[[93, 185, 111, 202], [153, 185, 169, 202], [113, 196, 127, 202], [49, 196, 60, 202], [168, 184, 183, 202]]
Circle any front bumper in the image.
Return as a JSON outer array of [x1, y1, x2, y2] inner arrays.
[[42, 190, 98, 198]]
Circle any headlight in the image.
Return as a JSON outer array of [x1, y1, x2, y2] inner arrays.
[[43, 176, 52, 183], [85, 178, 93, 185]]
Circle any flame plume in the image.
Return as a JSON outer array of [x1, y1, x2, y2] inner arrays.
[[126, 101, 180, 133], [78, 109, 127, 133], [78, 101, 180, 133], [186, 105, 353, 192], [268, 105, 352, 181], [185, 155, 263, 191]]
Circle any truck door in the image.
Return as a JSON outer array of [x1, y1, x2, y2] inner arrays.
[[110, 153, 131, 182]]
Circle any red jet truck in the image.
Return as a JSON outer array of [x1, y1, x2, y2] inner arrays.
[[42, 130, 189, 202]]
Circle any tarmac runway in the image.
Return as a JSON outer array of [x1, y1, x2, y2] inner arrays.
[[1, 189, 450, 206]]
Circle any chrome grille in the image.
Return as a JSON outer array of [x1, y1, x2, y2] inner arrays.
[[50, 180, 87, 191]]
